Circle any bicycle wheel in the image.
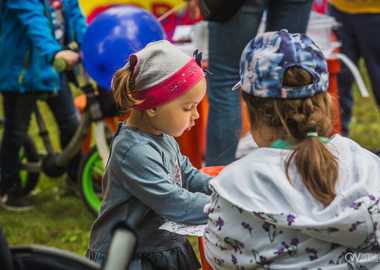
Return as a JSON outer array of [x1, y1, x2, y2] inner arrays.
[[20, 135, 40, 194], [0, 118, 40, 195], [78, 145, 105, 216]]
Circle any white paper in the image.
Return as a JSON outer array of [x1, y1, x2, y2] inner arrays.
[[159, 221, 206, 237], [172, 25, 193, 42]]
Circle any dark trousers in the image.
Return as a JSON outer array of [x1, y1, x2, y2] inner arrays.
[[206, 0, 314, 166], [328, 5, 380, 136], [0, 73, 82, 188]]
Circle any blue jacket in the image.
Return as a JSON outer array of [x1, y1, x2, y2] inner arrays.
[[0, 0, 87, 93]]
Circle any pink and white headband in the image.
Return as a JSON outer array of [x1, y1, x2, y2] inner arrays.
[[124, 40, 206, 110]]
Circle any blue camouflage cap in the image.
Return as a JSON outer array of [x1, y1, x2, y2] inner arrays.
[[232, 29, 329, 98]]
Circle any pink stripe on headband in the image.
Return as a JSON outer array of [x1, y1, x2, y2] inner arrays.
[[132, 58, 205, 110]]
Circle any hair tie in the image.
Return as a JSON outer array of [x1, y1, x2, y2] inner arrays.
[[307, 132, 318, 137]]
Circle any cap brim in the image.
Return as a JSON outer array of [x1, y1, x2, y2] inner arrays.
[[232, 81, 241, 91]]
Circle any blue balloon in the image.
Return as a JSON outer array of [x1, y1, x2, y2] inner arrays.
[[81, 5, 166, 89]]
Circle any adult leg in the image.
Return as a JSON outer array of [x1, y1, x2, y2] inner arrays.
[[328, 5, 360, 136], [47, 73, 82, 183], [0, 92, 38, 208], [354, 13, 380, 110], [205, 0, 267, 166], [266, 0, 314, 33]]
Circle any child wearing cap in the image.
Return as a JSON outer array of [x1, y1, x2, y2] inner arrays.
[[204, 29, 380, 269], [86, 40, 212, 269]]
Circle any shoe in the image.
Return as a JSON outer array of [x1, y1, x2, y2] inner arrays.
[[0, 185, 33, 211]]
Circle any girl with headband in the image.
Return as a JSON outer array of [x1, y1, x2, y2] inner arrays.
[[87, 40, 212, 269]]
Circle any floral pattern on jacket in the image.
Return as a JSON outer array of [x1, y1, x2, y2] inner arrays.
[[203, 135, 380, 269], [204, 192, 380, 270]]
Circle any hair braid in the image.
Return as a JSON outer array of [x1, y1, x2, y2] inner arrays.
[[242, 66, 339, 206]]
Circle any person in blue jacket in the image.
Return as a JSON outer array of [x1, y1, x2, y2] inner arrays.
[[0, 0, 87, 211]]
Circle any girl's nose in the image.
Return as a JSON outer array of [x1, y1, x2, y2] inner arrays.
[[192, 107, 200, 120]]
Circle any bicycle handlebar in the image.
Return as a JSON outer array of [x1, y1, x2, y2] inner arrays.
[[53, 58, 67, 72], [53, 53, 92, 88]]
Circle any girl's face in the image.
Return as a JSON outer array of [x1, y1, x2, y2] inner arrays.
[[148, 77, 207, 137]]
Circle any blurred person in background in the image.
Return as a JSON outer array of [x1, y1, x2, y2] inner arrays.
[[327, 0, 380, 136], [186, 0, 314, 166], [0, 0, 87, 211]]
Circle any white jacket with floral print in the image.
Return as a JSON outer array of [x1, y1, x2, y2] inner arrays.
[[204, 134, 380, 270]]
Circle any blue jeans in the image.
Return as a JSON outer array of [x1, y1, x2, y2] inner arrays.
[[205, 0, 314, 166], [0, 73, 82, 188], [328, 5, 380, 136]]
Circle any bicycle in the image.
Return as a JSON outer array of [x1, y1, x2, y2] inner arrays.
[[0, 58, 120, 217], [2, 221, 138, 270]]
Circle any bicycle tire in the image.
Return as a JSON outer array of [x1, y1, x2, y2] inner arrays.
[[0, 118, 40, 195], [78, 145, 105, 216], [20, 135, 40, 195]]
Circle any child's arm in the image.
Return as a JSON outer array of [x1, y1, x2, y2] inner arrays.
[[172, 139, 213, 195], [113, 143, 210, 224], [178, 154, 213, 195], [8, 0, 62, 63]]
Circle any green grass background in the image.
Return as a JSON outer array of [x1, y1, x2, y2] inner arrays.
[[0, 60, 379, 267]]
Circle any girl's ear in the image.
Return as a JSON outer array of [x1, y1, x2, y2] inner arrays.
[[146, 107, 157, 117]]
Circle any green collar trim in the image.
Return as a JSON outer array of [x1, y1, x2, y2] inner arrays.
[[270, 137, 330, 149]]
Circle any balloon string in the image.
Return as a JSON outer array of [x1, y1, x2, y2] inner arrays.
[[157, 2, 187, 22]]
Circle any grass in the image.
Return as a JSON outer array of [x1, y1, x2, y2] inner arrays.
[[0, 177, 93, 255], [0, 59, 380, 267], [348, 61, 380, 149]]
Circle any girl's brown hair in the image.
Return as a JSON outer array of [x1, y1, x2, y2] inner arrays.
[[112, 66, 141, 114], [242, 66, 338, 206]]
